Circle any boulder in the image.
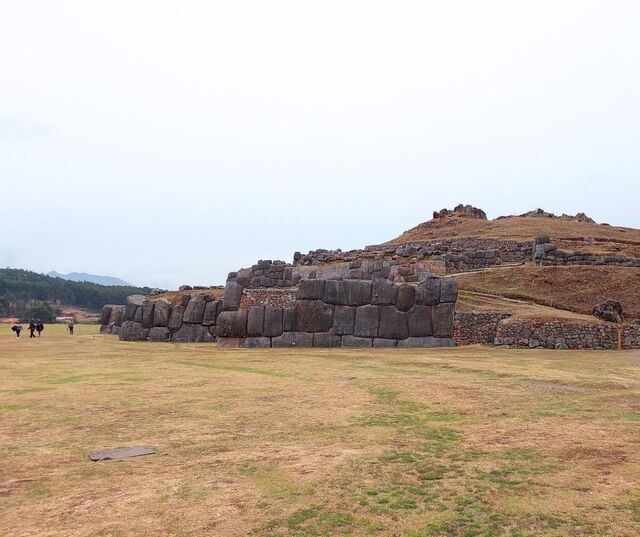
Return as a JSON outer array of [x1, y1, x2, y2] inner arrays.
[[354, 305, 380, 338], [247, 306, 265, 336], [416, 277, 441, 306], [141, 300, 155, 329], [396, 284, 416, 312], [263, 307, 283, 337], [593, 299, 623, 323], [432, 303, 455, 337], [323, 280, 347, 305], [202, 300, 219, 326], [222, 281, 244, 311], [342, 335, 373, 348], [407, 305, 433, 337], [377, 307, 408, 339], [296, 300, 334, 332], [333, 306, 355, 335], [313, 332, 342, 348], [153, 298, 171, 327], [344, 280, 372, 306], [183, 295, 206, 324], [440, 278, 458, 303], [168, 306, 185, 331], [148, 327, 171, 342], [272, 332, 313, 347], [372, 278, 398, 305], [120, 321, 146, 341], [297, 279, 326, 300], [243, 337, 271, 348]]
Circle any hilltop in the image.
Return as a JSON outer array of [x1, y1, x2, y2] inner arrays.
[[47, 271, 131, 286]]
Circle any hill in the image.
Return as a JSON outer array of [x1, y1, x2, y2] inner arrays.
[[0, 268, 152, 321], [47, 271, 131, 286]]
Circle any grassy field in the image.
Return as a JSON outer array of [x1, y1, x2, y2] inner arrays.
[[1, 326, 640, 536]]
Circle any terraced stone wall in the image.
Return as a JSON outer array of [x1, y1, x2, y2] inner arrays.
[[533, 236, 640, 267]]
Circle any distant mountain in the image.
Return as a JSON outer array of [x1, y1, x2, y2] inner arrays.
[[47, 271, 131, 286]]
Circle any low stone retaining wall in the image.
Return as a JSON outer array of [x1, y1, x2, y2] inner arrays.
[[534, 236, 640, 267], [454, 312, 512, 345]]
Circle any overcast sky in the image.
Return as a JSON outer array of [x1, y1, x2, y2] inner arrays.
[[1, 1, 639, 288]]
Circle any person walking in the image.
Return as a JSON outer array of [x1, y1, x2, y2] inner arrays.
[[36, 321, 44, 337], [67, 320, 74, 335], [28, 320, 36, 338], [11, 324, 22, 338]]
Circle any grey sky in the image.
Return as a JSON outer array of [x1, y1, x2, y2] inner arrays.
[[1, 1, 639, 289]]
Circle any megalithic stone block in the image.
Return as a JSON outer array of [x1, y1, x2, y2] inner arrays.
[[333, 306, 355, 335], [416, 277, 441, 306], [344, 280, 372, 306], [396, 284, 416, 312], [342, 335, 373, 348], [222, 281, 244, 311], [283, 307, 297, 332], [354, 305, 380, 338], [297, 279, 326, 300], [323, 280, 347, 305], [202, 300, 219, 326], [263, 307, 283, 337], [372, 278, 398, 305], [313, 332, 342, 347], [440, 278, 458, 303], [296, 300, 334, 332], [183, 295, 206, 324], [247, 306, 265, 336], [377, 306, 408, 339], [168, 306, 185, 331], [153, 298, 171, 327], [432, 303, 455, 337], [271, 332, 314, 347], [407, 305, 433, 337]]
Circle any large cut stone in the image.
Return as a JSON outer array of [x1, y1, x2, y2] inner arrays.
[[202, 300, 219, 326], [297, 279, 326, 300], [173, 324, 214, 343], [323, 280, 347, 305], [283, 307, 297, 332], [396, 284, 416, 312], [247, 305, 265, 336], [354, 305, 380, 338], [377, 306, 408, 339], [222, 281, 243, 311], [407, 305, 433, 337], [124, 295, 145, 321], [243, 337, 271, 348], [342, 335, 373, 348], [110, 305, 125, 326], [372, 278, 398, 305], [373, 338, 398, 348], [141, 300, 155, 329], [231, 309, 248, 338], [333, 306, 355, 335], [183, 295, 206, 324], [153, 298, 171, 327], [216, 311, 235, 337], [168, 306, 185, 331], [148, 327, 171, 342], [101, 306, 113, 326], [272, 332, 313, 347], [133, 306, 143, 323], [397, 337, 455, 348], [344, 280, 372, 306], [313, 332, 342, 347], [432, 303, 455, 337], [263, 307, 283, 337], [440, 278, 458, 303], [416, 277, 441, 306], [120, 321, 146, 341], [296, 300, 334, 332]]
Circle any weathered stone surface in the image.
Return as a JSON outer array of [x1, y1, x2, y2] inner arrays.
[[344, 280, 372, 306], [263, 307, 283, 337], [593, 299, 623, 323], [120, 321, 146, 341], [372, 278, 398, 305], [283, 307, 297, 332], [168, 305, 185, 330], [183, 295, 206, 324], [232, 310, 248, 337], [432, 303, 455, 337], [397, 337, 455, 348], [141, 301, 155, 329], [216, 311, 235, 337], [373, 338, 398, 348], [342, 335, 373, 348], [333, 305, 355, 335], [313, 332, 342, 347], [407, 305, 433, 337], [272, 331, 313, 347], [416, 277, 441, 306], [101, 306, 113, 326], [247, 306, 265, 336], [396, 284, 416, 312], [440, 278, 458, 303], [354, 305, 380, 338], [296, 300, 334, 332], [110, 305, 125, 326], [323, 280, 347, 305], [179, 294, 191, 307], [153, 298, 171, 327], [148, 327, 171, 342], [378, 306, 408, 339], [133, 306, 143, 323], [222, 281, 244, 311], [173, 324, 214, 343], [243, 336, 271, 348], [202, 300, 219, 326], [297, 279, 326, 300]]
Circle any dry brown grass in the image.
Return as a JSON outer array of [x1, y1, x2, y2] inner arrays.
[[456, 265, 640, 321], [2, 325, 640, 536]]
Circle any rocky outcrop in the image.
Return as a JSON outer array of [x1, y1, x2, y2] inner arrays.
[[593, 299, 623, 324], [432, 204, 487, 220]]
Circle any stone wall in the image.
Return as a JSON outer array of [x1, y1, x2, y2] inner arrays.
[[217, 276, 458, 348], [454, 312, 512, 345], [533, 236, 640, 267], [100, 304, 125, 335]]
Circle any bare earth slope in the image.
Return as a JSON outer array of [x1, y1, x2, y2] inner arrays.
[[456, 265, 640, 321]]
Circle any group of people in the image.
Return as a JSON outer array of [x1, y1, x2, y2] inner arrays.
[[10, 320, 75, 338]]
